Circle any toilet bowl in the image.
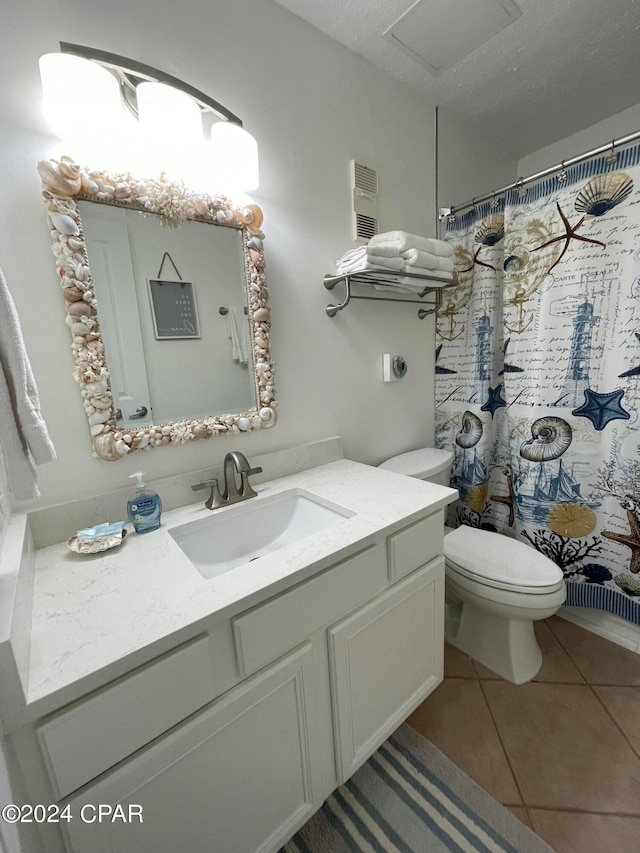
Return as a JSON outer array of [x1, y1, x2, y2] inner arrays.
[[379, 448, 566, 684]]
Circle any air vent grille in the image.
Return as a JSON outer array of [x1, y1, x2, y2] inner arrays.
[[353, 162, 378, 194], [350, 160, 379, 243], [354, 213, 379, 241]]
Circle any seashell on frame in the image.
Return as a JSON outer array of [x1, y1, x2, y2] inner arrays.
[[37, 159, 82, 196], [49, 212, 80, 236], [253, 307, 270, 322], [93, 432, 121, 461], [259, 406, 276, 428], [242, 204, 264, 232]]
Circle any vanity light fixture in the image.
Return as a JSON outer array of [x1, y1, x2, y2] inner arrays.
[[38, 43, 260, 191]]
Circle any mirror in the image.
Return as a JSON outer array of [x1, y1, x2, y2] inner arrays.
[[38, 156, 276, 460]]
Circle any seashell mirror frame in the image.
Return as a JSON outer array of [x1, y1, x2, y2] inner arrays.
[[38, 156, 276, 461]]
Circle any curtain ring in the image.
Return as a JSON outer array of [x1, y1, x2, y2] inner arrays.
[[606, 140, 617, 165], [470, 197, 477, 216], [557, 160, 567, 183], [490, 192, 500, 211], [447, 205, 456, 225], [516, 178, 527, 199]]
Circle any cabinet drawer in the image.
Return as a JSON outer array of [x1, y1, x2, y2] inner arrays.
[[387, 510, 443, 581], [38, 635, 215, 799], [233, 544, 386, 677]]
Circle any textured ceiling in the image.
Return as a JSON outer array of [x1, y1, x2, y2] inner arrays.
[[273, 0, 640, 157]]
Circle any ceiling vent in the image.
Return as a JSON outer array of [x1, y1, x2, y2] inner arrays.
[[384, 0, 522, 75], [351, 160, 379, 243]]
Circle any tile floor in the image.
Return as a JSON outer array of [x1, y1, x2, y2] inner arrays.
[[407, 615, 640, 853]]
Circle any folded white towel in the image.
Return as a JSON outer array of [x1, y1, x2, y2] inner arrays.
[[337, 255, 404, 275], [401, 249, 454, 273], [401, 264, 453, 282], [336, 244, 400, 266], [369, 231, 453, 258]]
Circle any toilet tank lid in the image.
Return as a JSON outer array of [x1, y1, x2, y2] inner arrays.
[[379, 448, 454, 479]]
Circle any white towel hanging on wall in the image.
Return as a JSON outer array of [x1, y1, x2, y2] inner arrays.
[[0, 265, 56, 501]]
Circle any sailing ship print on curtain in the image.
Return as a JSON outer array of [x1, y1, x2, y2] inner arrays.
[[436, 145, 640, 625]]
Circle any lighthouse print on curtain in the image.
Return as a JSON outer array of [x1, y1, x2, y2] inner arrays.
[[436, 145, 640, 625]]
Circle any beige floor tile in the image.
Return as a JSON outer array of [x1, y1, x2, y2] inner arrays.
[[443, 642, 476, 678], [504, 805, 532, 829], [532, 622, 586, 683], [483, 681, 640, 812], [472, 659, 502, 680], [528, 810, 640, 853], [593, 685, 640, 756], [407, 677, 522, 805], [547, 616, 640, 685]]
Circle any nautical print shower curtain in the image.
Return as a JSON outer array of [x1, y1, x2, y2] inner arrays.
[[436, 145, 640, 625]]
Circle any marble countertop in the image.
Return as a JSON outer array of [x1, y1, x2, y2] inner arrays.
[[26, 460, 456, 717]]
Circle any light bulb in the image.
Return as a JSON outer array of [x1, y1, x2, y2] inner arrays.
[[209, 122, 259, 192], [39, 53, 122, 143]]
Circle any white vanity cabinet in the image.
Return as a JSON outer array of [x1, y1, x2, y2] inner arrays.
[[329, 559, 444, 783], [14, 506, 446, 853], [62, 644, 322, 853]]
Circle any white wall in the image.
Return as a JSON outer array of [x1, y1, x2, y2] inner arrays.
[[0, 0, 440, 509], [518, 102, 640, 176], [437, 107, 519, 220]]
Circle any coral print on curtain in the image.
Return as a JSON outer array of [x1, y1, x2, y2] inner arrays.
[[436, 147, 640, 625]]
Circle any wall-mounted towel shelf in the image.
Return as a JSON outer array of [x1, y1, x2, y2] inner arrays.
[[323, 269, 456, 319]]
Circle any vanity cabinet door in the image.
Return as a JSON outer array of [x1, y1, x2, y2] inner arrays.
[[328, 558, 444, 783], [62, 643, 322, 853]]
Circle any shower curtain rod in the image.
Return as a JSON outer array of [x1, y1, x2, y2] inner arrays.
[[440, 127, 640, 218]]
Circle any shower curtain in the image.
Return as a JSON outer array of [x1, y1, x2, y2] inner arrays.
[[436, 145, 640, 625]]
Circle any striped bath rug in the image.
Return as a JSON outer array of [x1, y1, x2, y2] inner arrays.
[[282, 724, 555, 853]]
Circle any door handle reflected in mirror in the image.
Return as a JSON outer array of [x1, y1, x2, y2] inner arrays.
[[128, 406, 148, 419]]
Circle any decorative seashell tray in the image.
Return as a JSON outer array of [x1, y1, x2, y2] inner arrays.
[[67, 522, 127, 555]]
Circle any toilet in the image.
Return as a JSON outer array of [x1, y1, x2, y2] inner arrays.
[[379, 448, 566, 684]]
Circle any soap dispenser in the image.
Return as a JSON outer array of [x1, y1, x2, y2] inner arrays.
[[127, 472, 162, 533]]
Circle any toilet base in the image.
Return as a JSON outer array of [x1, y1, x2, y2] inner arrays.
[[447, 601, 543, 685]]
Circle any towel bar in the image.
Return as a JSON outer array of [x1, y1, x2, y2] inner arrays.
[[323, 270, 456, 319]]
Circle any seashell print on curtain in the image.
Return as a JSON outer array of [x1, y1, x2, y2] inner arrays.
[[436, 146, 640, 625]]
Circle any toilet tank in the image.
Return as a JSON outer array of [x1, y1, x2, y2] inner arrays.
[[378, 448, 454, 487]]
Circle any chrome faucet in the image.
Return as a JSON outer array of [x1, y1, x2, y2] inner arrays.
[[222, 451, 263, 504], [192, 452, 263, 510]]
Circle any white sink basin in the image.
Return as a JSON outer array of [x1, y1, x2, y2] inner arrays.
[[169, 488, 355, 579]]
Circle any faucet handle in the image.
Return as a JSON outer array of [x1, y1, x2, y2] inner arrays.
[[239, 466, 263, 498], [192, 478, 224, 510]]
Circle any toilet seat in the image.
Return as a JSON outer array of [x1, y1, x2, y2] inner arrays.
[[444, 525, 564, 595]]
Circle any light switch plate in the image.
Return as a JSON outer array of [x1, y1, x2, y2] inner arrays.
[[382, 353, 408, 381]]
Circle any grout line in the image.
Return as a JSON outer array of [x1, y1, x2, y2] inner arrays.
[[588, 684, 640, 762], [544, 618, 593, 682], [524, 804, 640, 818], [475, 676, 529, 810], [546, 618, 640, 687]]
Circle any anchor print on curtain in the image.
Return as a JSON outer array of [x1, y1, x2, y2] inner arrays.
[[436, 146, 640, 625]]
